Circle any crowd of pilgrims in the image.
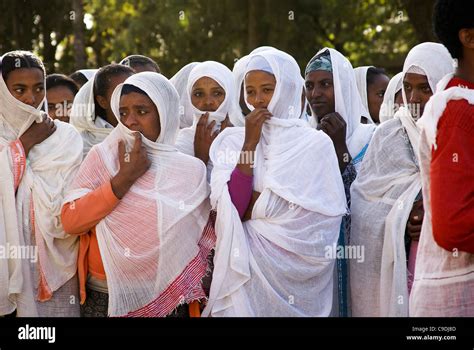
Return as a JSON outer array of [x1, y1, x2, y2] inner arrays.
[[0, 0, 472, 318]]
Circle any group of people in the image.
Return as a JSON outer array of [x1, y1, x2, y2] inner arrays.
[[0, 0, 472, 318]]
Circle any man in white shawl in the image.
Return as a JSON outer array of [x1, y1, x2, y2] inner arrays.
[[0, 51, 83, 317], [304, 48, 376, 317], [410, 0, 474, 317], [203, 48, 346, 317], [70, 64, 134, 157], [350, 42, 454, 317], [62, 72, 214, 317]]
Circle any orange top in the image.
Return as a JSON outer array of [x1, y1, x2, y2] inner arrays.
[[61, 181, 119, 304]]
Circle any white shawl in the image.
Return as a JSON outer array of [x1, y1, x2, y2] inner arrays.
[[64, 72, 212, 317], [354, 66, 375, 124], [203, 49, 346, 317], [0, 54, 83, 316], [379, 72, 403, 123], [70, 75, 114, 157], [170, 62, 200, 129]]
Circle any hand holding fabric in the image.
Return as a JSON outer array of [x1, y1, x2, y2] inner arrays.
[[194, 112, 220, 165], [19, 116, 56, 156], [111, 133, 151, 199], [319, 112, 352, 172], [243, 108, 272, 148]]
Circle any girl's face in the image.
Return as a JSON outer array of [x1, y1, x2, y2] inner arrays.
[[304, 70, 335, 121], [6, 68, 45, 108], [191, 77, 225, 112], [367, 73, 389, 123], [119, 91, 161, 142], [47, 85, 75, 123], [244, 70, 276, 109], [403, 72, 432, 119]]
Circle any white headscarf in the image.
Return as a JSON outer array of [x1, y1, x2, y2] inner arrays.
[[379, 72, 403, 123], [397, 42, 454, 154], [354, 66, 375, 123], [64, 72, 213, 317], [307, 48, 376, 160], [77, 69, 97, 81], [0, 53, 83, 316], [203, 49, 346, 317], [170, 62, 200, 128], [70, 74, 114, 157]]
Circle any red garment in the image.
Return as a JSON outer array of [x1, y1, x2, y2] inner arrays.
[[430, 77, 474, 253]]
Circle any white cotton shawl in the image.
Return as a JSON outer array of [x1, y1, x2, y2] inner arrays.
[[170, 62, 200, 129], [409, 73, 474, 316], [0, 54, 83, 316], [64, 72, 213, 317], [202, 49, 347, 317], [354, 66, 375, 124], [70, 76, 114, 157], [350, 42, 454, 317], [379, 72, 403, 123]]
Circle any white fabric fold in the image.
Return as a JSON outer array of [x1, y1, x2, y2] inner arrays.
[[379, 72, 403, 123], [170, 62, 200, 129], [354, 66, 375, 124], [70, 76, 113, 157]]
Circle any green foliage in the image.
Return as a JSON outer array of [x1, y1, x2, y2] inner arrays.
[[0, 0, 435, 77]]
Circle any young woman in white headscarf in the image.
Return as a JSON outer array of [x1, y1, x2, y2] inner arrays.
[[61, 72, 214, 317], [202, 49, 346, 317], [175, 61, 243, 181], [349, 42, 454, 317], [0, 51, 83, 317], [354, 66, 390, 124], [304, 48, 376, 317], [70, 64, 134, 157]]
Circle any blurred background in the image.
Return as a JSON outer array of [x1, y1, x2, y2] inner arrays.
[[0, 0, 436, 76]]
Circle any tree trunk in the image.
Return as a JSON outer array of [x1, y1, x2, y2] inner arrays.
[[247, 0, 260, 51], [72, 0, 87, 69], [400, 0, 436, 42]]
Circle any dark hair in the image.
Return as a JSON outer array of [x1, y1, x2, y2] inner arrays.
[[120, 55, 160, 73], [366, 67, 387, 86], [433, 0, 474, 59], [93, 64, 134, 118], [46, 74, 79, 95], [121, 84, 148, 97], [69, 71, 89, 87], [1, 50, 45, 81]]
